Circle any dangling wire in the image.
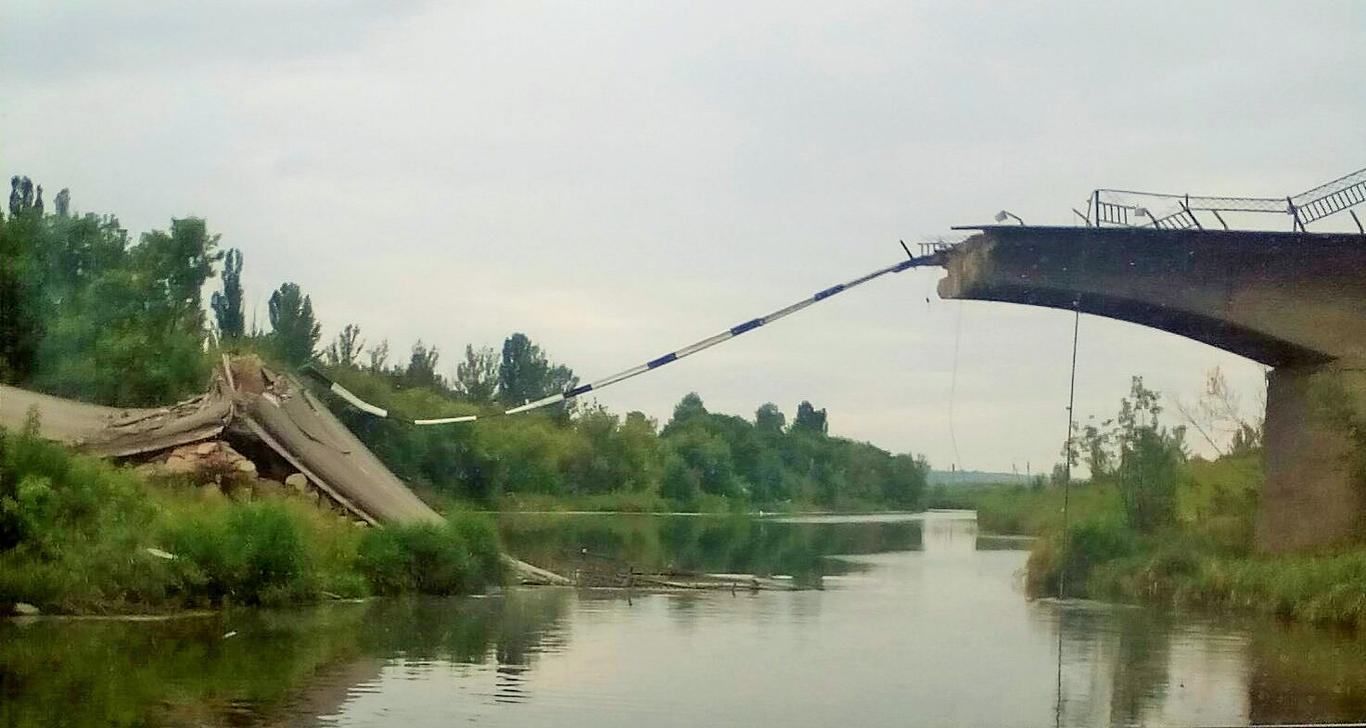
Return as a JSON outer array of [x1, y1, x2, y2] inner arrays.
[[1060, 302, 1080, 592], [1054, 300, 1081, 728], [947, 299, 964, 470]]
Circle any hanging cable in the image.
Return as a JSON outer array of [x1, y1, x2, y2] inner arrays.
[[1059, 302, 1080, 592], [947, 300, 964, 470], [1054, 300, 1081, 728], [303, 254, 938, 425]]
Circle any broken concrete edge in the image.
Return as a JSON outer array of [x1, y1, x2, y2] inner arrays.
[[238, 416, 378, 527]]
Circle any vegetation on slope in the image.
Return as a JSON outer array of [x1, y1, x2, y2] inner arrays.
[[320, 363, 930, 512], [0, 417, 501, 613], [950, 375, 1366, 630]]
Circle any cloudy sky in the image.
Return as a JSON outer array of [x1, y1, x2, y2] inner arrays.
[[4, 1, 1362, 473]]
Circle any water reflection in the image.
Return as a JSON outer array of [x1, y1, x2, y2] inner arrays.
[[3, 513, 1366, 727], [498, 512, 925, 587], [1247, 622, 1366, 723], [0, 591, 572, 727], [1050, 602, 1251, 727]]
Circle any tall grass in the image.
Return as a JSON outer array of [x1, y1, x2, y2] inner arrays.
[[0, 419, 504, 613], [926, 481, 1121, 535], [1005, 453, 1366, 631], [357, 516, 502, 595], [156, 497, 368, 607]]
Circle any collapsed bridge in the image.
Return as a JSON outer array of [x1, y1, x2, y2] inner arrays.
[[3, 210, 1363, 557], [0, 356, 435, 525], [0, 357, 568, 585]]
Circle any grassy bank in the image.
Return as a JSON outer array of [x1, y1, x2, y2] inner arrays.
[[1028, 523, 1366, 630], [925, 481, 1120, 535], [960, 454, 1366, 630], [0, 421, 502, 614]]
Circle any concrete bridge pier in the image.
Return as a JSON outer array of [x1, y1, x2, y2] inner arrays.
[[1257, 362, 1366, 553]]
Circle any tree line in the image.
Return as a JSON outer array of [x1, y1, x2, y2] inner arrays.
[[0, 179, 930, 511]]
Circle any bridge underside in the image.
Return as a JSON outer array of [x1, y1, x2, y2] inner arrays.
[[939, 225, 1366, 552]]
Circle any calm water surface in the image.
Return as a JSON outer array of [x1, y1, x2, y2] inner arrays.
[[3, 512, 1365, 727]]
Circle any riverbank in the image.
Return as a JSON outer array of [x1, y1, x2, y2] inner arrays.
[[943, 455, 1366, 631], [6, 512, 1366, 726], [0, 422, 502, 615]]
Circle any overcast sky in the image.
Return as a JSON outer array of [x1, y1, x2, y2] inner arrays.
[[4, 1, 1362, 473]]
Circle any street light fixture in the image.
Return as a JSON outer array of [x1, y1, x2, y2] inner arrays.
[[994, 210, 1026, 226]]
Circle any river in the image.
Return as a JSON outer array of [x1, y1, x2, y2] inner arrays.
[[2, 512, 1364, 726]]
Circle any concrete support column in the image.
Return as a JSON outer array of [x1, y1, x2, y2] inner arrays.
[[1256, 363, 1366, 553]]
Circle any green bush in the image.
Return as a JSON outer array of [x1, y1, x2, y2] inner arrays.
[[357, 513, 501, 596], [0, 423, 502, 613], [158, 500, 328, 606], [1010, 440, 1366, 631], [1025, 516, 1137, 597], [0, 421, 172, 611]]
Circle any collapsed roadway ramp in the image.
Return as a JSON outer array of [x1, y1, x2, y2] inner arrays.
[[0, 356, 570, 584], [0, 356, 437, 526]]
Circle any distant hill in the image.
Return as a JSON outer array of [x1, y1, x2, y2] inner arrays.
[[928, 469, 1034, 487]]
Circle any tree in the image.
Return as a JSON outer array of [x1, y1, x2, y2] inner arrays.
[[1114, 377, 1187, 532], [23, 214, 220, 404], [1175, 366, 1264, 457], [663, 427, 743, 499], [497, 333, 578, 418], [454, 344, 499, 404], [498, 333, 545, 406], [267, 282, 321, 365], [755, 403, 786, 434], [792, 400, 828, 435], [1065, 416, 1114, 481], [618, 411, 663, 491], [566, 406, 663, 495], [661, 450, 702, 506], [135, 218, 222, 314], [211, 248, 245, 340], [545, 363, 577, 405], [0, 210, 43, 380], [7, 176, 20, 216], [366, 339, 390, 374], [324, 324, 364, 368], [666, 392, 708, 432], [403, 340, 442, 389], [885, 454, 929, 508]]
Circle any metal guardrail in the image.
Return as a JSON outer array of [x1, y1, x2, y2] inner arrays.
[[1295, 168, 1366, 225], [1084, 166, 1366, 233]]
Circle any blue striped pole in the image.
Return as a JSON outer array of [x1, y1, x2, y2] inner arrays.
[[305, 254, 934, 423]]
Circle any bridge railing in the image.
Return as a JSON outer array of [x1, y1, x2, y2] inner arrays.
[[1084, 166, 1366, 233]]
